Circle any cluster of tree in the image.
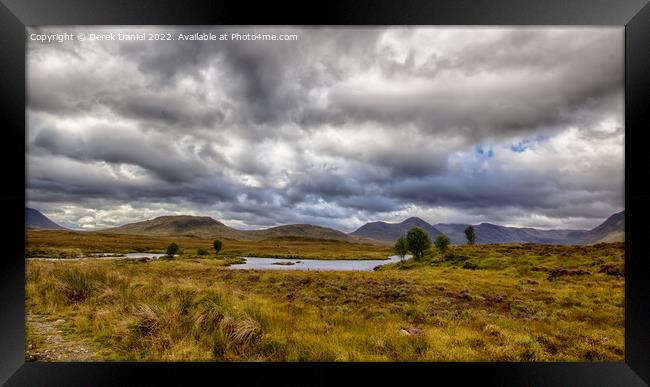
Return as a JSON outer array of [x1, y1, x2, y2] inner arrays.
[[393, 225, 476, 261], [393, 227, 433, 261], [165, 239, 223, 258]]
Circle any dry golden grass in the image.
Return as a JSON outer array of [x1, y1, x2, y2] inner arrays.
[[26, 229, 392, 260], [26, 241, 624, 362]]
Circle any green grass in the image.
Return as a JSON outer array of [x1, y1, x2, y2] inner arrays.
[[26, 242, 624, 361]]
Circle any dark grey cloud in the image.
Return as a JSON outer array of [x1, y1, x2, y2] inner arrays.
[[26, 26, 624, 231], [32, 124, 212, 183]]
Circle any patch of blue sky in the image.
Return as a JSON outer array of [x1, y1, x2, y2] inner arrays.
[[475, 145, 494, 158], [509, 133, 549, 153], [510, 142, 529, 153]]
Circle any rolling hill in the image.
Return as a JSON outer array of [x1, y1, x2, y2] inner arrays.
[[250, 224, 351, 241], [105, 215, 359, 242], [26, 208, 65, 230], [105, 215, 242, 239]]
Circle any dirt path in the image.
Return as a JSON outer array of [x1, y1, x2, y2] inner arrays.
[[26, 313, 102, 361]]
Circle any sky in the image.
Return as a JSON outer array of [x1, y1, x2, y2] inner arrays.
[[26, 26, 624, 232]]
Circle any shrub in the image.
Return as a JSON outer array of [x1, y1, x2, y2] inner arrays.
[[464, 225, 476, 245], [444, 252, 469, 263], [213, 240, 222, 255], [166, 242, 179, 257], [197, 248, 209, 256], [406, 227, 432, 260], [434, 235, 450, 254], [393, 236, 409, 260], [462, 261, 479, 270]]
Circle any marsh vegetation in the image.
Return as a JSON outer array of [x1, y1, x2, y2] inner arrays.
[[26, 230, 624, 362]]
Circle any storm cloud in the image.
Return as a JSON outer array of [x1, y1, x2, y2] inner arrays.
[[27, 26, 624, 231]]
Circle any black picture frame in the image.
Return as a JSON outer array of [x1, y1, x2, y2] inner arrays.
[[1, 0, 649, 385]]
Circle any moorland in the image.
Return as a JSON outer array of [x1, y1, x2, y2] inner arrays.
[[25, 227, 624, 362]]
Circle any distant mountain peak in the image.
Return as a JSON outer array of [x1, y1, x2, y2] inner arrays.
[[350, 216, 442, 242], [401, 217, 429, 225], [149, 214, 225, 225], [26, 207, 65, 230], [152, 214, 219, 220], [607, 210, 625, 220], [578, 210, 624, 244]]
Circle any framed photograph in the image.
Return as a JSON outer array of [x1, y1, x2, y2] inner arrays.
[[1, 0, 649, 385]]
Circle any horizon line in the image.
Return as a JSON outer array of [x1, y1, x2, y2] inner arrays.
[[27, 207, 623, 234]]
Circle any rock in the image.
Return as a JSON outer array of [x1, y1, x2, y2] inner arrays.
[[54, 319, 65, 324], [400, 326, 426, 336], [459, 288, 472, 300]]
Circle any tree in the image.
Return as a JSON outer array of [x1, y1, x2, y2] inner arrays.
[[464, 225, 476, 245], [406, 227, 431, 260], [166, 242, 179, 257], [393, 236, 409, 261], [434, 234, 451, 254], [213, 239, 222, 255]]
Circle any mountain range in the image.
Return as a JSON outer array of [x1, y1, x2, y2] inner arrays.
[[26, 207, 624, 245], [352, 211, 624, 245]]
